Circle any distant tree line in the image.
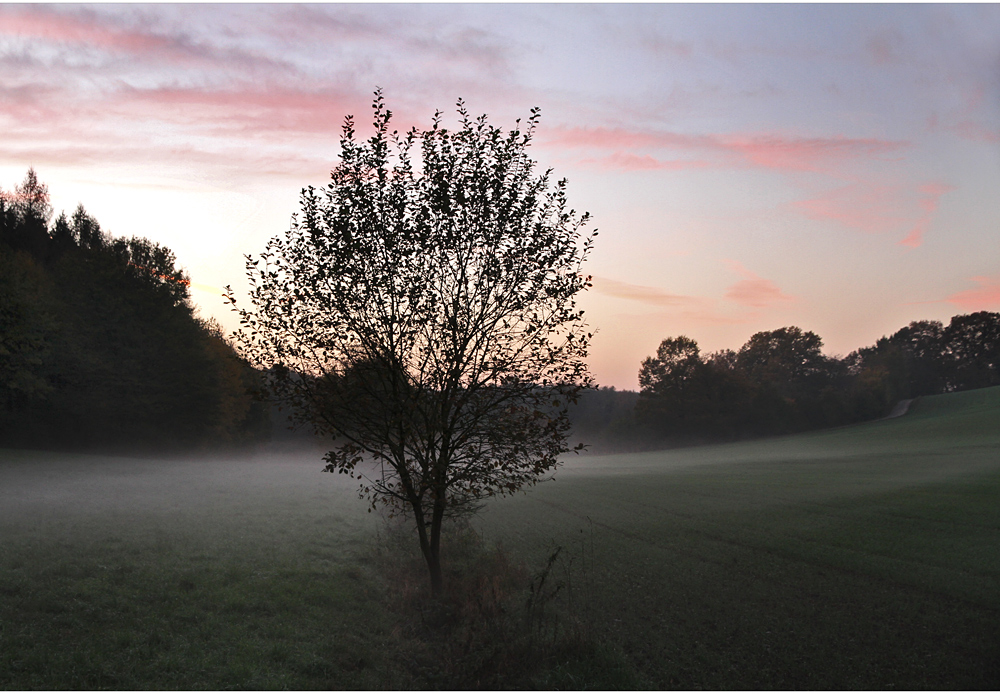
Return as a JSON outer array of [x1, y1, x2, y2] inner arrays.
[[3, 169, 996, 456], [0, 169, 269, 452], [572, 314, 999, 450]]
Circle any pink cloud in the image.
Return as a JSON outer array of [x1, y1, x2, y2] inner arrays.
[[542, 126, 907, 175], [0, 6, 305, 80], [0, 7, 171, 53], [591, 268, 793, 322], [542, 126, 708, 151], [717, 134, 905, 173], [791, 180, 954, 246], [793, 184, 910, 235], [591, 275, 705, 309], [270, 6, 512, 77], [578, 152, 711, 171], [112, 85, 366, 138], [726, 278, 791, 308], [0, 79, 365, 175], [0, 83, 64, 125], [899, 182, 955, 248], [590, 276, 752, 327], [945, 276, 1000, 311], [125, 86, 349, 116], [0, 7, 215, 66], [952, 121, 1000, 143], [0, 132, 337, 184], [722, 260, 795, 308], [897, 220, 928, 249]]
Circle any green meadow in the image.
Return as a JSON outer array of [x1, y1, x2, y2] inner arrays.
[[2, 387, 999, 689]]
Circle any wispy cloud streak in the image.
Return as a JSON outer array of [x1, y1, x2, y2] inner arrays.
[[543, 126, 908, 175], [899, 182, 955, 248], [578, 152, 711, 171], [590, 275, 767, 326], [1, 6, 180, 55], [722, 260, 795, 308], [791, 180, 954, 246], [591, 275, 704, 309], [946, 276, 1000, 311], [793, 184, 909, 235]]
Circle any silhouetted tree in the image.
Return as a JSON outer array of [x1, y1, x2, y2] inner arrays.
[[637, 327, 857, 443], [839, 346, 901, 420], [639, 336, 702, 397], [637, 336, 710, 438], [734, 327, 837, 431], [226, 91, 595, 594], [885, 320, 947, 396], [699, 349, 758, 437], [943, 312, 1000, 390], [71, 204, 104, 250], [12, 168, 53, 224], [50, 212, 75, 256], [635, 309, 1000, 450], [1, 169, 52, 258], [735, 327, 829, 396], [636, 337, 759, 443]]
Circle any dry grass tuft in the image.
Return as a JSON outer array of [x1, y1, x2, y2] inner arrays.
[[370, 518, 639, 689]]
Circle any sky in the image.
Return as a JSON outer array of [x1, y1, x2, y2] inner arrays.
[[2, 3, 999, 390]]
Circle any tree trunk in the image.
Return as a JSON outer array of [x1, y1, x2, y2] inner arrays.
[[417, 525, 443, 596], [424, 544, 443, 597], [413, 503, 444, 596], [426, 497, 446, 596]]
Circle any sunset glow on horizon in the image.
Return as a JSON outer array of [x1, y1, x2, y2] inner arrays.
[[3, 4, 999, 389]]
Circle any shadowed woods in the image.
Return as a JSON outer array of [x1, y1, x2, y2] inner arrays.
[[0, 169, 268, 451]]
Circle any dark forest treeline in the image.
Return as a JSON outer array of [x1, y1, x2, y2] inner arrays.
[[574, 315, 1000, 451], [0, 169, 268, 452], [2, 169, 996, 455]]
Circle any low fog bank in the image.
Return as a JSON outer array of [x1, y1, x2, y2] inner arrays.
[[7, 387, 997, 542], [555, 389, 1000, 511], [0, 444, 381, 547]]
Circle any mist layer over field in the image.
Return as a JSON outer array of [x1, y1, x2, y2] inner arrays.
[[1, 446, 371, 545], [0, 445, 403, 689], [2, 387, 999, 688]]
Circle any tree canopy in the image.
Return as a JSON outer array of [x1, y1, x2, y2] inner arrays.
[[227, 92, 595, 593]]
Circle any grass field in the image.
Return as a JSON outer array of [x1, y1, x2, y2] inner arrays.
[[2, 387, 999, 688]]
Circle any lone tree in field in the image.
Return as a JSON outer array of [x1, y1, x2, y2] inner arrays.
[[226, 92, 595, 594]]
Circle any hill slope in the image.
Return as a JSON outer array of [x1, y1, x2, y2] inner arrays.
[[477, 386, 1000, 688]]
